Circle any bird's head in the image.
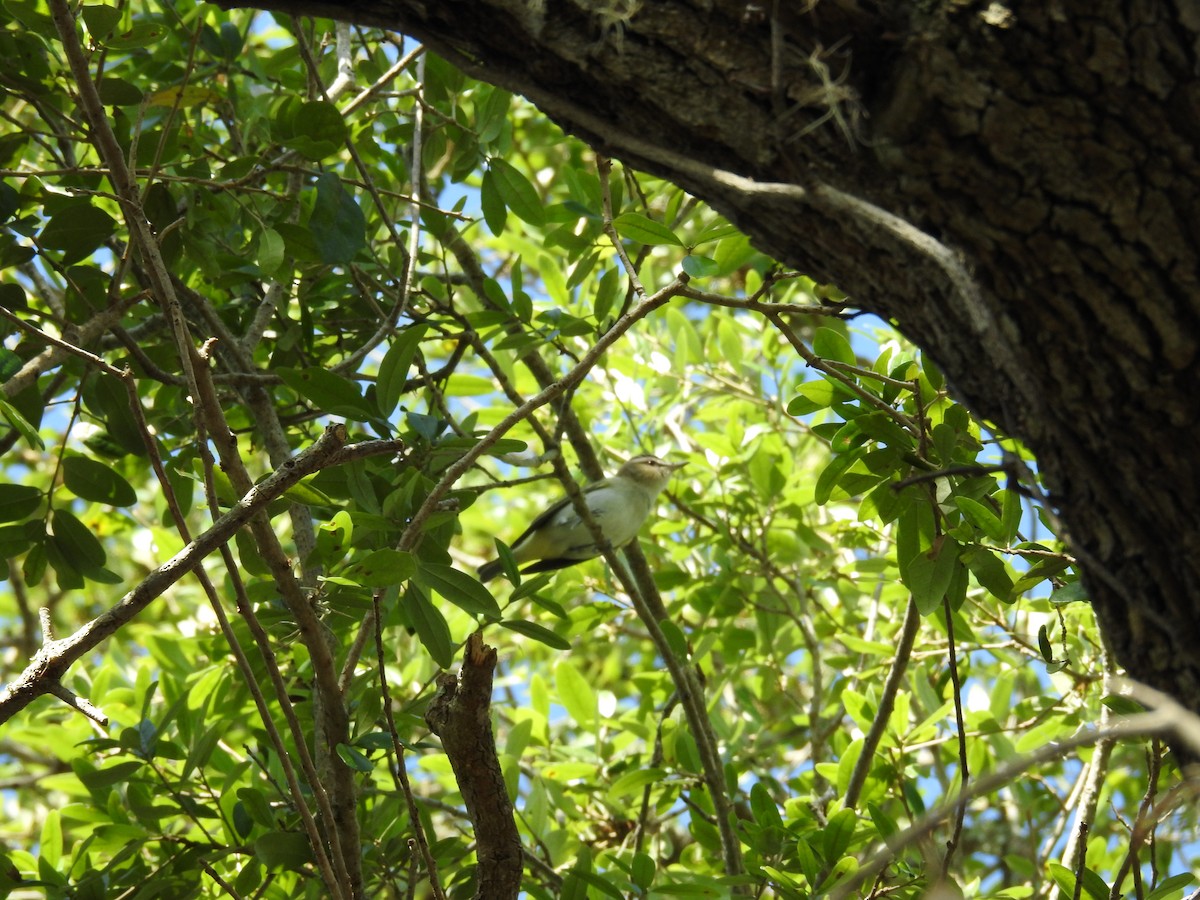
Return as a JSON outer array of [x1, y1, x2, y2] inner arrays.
[[617, 455, 685, 492]]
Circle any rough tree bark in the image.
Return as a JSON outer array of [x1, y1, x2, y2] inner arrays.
[[231, 1, 1200, 720]]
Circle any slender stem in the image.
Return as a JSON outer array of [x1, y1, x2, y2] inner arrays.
[[844, 598, 920, 810], [373, 594, 448, 900], [940, 596, 969, 877]]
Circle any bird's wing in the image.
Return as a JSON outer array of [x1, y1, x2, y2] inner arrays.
[[509, 479, 610, 551]]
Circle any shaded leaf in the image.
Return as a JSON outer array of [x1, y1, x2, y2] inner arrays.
[[254, 831, 313, 872], [62, 456, 137, 506], [50, 509, 106, 569], [347, 549, 416, 588], [0, 483, 40, 523], [376, 324, 429, 418], [276, 366, 373, 419], [39, 203, 115, 265], [414, 562, 501, 619], [403, 584, 454, 669], [310, 173, 365, 265]]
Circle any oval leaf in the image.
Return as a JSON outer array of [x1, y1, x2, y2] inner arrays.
[[62, 456, 137, 506], [50, 508, 106, 569], [613, 212, 683, 246], [414, 562, 501, 619], [500, 618, 571, 650], [0, 483, 41, 522], [488, 159, 544, 226], [404, 585, 454, 669], [310, 173, 365, 265], [347, 549, 416, 588], [276, 367, 373, 419]]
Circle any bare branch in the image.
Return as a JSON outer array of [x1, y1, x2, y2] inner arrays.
[[424, 633, 521, 900]]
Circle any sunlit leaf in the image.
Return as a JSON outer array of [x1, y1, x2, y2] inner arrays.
[[488, 158, 544, 226], [613, 212, 683, 246]]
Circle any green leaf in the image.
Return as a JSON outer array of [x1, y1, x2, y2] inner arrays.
[[254, 831, 313, 872], [904, 535, 961, 615], [488, 158, 544, 226], [414, 562, 502, 619], [310, 173, 365, 265], [814, 449, 861, 506], [475, 85, 512, 145], [787, 378, 852, 415], [22, 540, 46, 584], [962, 546, 1014, 601], [1049, 581, 1087, 604], [0, 396, 42, 450], [749, 782, 784, 829], [954, 496, 1005, 541], [276, 366, 373, 419], [554, 658, 597, 733], [1000, 487, 1024, 541], [314, 510, 353, 564], [277, 99, 346, 160], [97, 76, 143, 105], [403, 585, 454, 668], [0, 284, 26, 313], [1008, 551, 1072, 601], [39, 808, 61, 870], [681, 254, 720, 277], [631, 852, 656, 890], [1047, 862, 1110, 900], [607, 767, 667, 800], [592, 266, 620, 323], [281, 479, 336, 508], [1037, 624, 1053, 662], [335, 743, 373, 772], [346, 549, 416, 588], [479, 167, 507, 235], [500, 618, 571, 650], [812, 327, 856, 366], [81, 4, 121, 40], [613, 212, 683, 246], [822, 807, 857, 862], [78, 759, 143, 790], [1146, 873, 1195, 900], [256, 227, 285, 276], [565, 870, 624, 899], [62, 456, 137, 506], [376, 324, 429, 417], [104, 21, 168, 49], [50, 509, 106, 569], [39, 202, 116, 266]]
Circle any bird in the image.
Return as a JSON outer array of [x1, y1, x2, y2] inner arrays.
[[477, 455, 684, 582]]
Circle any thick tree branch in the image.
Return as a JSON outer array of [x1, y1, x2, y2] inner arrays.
[[424, 633, 522, 900]]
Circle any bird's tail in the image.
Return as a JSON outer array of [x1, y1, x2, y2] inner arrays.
[[477, 559, 504, 582]]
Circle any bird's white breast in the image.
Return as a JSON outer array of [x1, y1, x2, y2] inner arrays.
[[548, 479, 653, 557]]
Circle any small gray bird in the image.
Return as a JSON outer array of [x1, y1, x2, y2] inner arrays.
[[477, 455, 684, 582]]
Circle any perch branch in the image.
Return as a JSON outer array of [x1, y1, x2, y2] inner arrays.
[[425, 633, 522, 900]]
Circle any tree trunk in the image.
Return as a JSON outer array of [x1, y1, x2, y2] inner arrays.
[[232, 0, 1200, 717]]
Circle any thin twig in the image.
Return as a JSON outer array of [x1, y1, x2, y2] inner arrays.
[[940, 595, 969, 877], [373, 593, 448, 899], [844, 598, 920, 809]]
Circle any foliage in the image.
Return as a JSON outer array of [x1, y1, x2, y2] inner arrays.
[[0, 3, 1196, 899]]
